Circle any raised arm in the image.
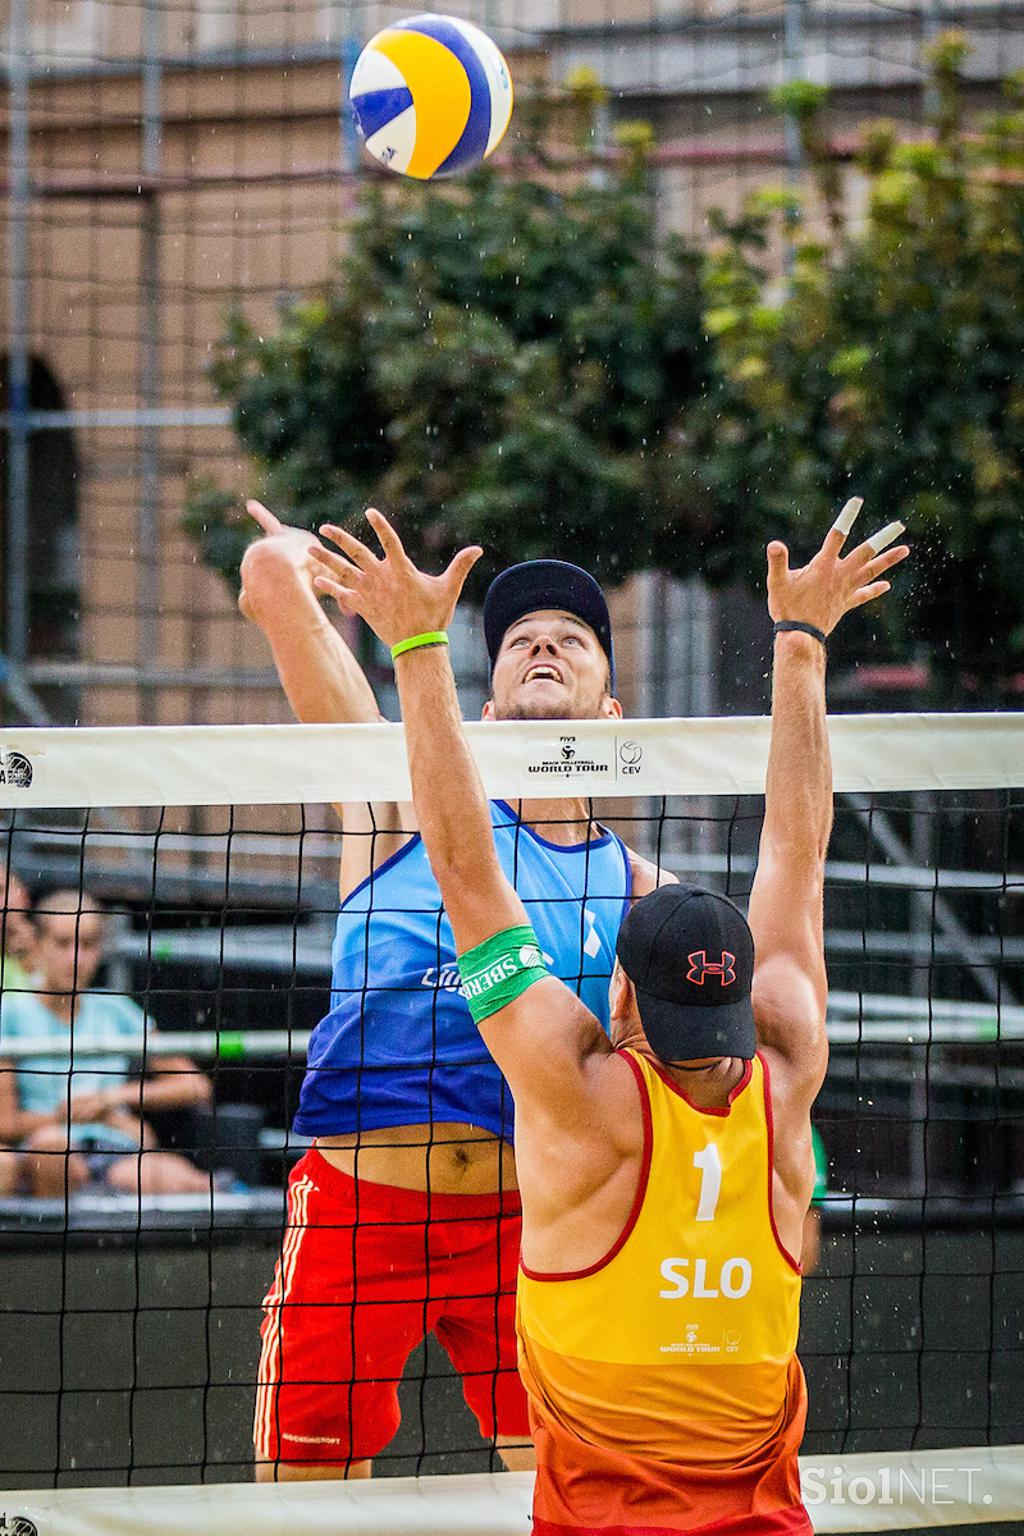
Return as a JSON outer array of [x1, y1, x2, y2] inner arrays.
[[311, 512, 608, 1101], [239, 500, 382, 727], [748, 501, 909, 1107], [312, 511, 518, 949], [239, 500, 415, 882]]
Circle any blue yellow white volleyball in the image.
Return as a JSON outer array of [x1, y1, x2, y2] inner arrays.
[[349, 14, 514, 180]]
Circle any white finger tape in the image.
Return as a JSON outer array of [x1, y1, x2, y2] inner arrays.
[[866, 520, 906, 554], [831, 497, 863, 536]]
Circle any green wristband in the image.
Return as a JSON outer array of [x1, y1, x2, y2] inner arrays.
[[391, 631, 449, 661], [458, 924, 550, 1025]]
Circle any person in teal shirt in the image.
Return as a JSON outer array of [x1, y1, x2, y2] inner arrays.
[[0, 863, 35, 1196], [0, 863, 35, 996], [0, 889, 214, 1198]]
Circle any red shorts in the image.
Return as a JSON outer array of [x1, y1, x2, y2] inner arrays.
[[254, 1148, 529, 1467]]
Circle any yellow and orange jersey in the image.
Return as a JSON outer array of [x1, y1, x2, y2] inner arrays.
[[517, 1048, 812, 1536]]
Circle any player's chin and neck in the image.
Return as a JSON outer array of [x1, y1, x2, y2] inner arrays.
[[485, 689, 621, 723]]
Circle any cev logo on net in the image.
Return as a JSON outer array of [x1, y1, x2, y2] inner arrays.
[[619, 739, 643, 774]]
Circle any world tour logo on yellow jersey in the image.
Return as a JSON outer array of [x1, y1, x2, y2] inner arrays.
[[659, 1322, 743, 1357]]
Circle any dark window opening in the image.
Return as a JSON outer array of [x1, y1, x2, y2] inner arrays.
[[0, 356, 81, 719]]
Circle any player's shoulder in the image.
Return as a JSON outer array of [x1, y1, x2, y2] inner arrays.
[[493, 974, 615, 1095], [508, 971, 606, 1045], [585, 1045, 650, 1159], [622, 844, 677, 901], [528, 1029, 646, 1169]]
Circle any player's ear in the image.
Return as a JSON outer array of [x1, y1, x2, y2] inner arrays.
[[481, 697, 495, 720], [609, 961, 632, 1021], [601, 693, 623, 720]]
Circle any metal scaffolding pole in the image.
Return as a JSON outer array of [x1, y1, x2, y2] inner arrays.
[[5, 0, 32, 675], [780, 0, 807, 275], [340, 32, 363, 175], [922, 0, 943, 119], [138, 1, 164, 725], [0, 407, 230, 431], [782, 0, 807, 179]]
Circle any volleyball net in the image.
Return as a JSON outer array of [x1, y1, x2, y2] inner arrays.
[[0, 712, 1022, 1533]]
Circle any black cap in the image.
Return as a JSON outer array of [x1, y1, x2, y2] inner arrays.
[[483, 560, 615, 688], [616, 884, 757, 1064]]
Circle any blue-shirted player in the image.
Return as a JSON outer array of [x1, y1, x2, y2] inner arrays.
[[241, 502, 671, 1481]]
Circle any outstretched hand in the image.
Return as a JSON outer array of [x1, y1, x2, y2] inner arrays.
[[311, 509, 483, 650], [238, 499, 327, 620], [767, 499, 910, 637]]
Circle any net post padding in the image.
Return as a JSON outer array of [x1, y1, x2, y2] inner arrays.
[[6, 1449, 1024, 1535], [0, 712, 1021, 807]]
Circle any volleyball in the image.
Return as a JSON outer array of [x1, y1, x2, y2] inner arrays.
[[349, 13, 514, 180]]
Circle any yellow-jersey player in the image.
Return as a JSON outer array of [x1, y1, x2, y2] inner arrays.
[[311, 499, 909, 1535]]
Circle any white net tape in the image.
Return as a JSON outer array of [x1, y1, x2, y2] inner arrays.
[[0, 712, 1021, 807], [6, 1447, 1024, 1534]]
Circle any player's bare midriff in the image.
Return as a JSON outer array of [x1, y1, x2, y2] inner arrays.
[[316, 1122, 519, 1194]]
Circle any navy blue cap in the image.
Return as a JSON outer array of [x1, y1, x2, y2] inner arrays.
[[616, 884, 757, 1064], [482, 560, 615, 687]]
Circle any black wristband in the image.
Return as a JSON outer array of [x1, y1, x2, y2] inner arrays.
[[774, 620, 827, 647]]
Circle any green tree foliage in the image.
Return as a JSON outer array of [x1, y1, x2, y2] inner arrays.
[[675, 35, 1024, 685], [186, 93, 707, 593], [190, 43, 1024, 691]]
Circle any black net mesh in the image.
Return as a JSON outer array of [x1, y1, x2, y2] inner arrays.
[[0, 779, 1020, 1486]]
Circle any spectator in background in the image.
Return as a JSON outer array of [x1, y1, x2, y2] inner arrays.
[[0, 864, 35, 1196], [801, 1124, 830, 1275], [0, 864, 35, 994], [0, 889, 214, 1198]]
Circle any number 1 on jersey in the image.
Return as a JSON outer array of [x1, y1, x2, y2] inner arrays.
[[693, 1143, 722, 1222]]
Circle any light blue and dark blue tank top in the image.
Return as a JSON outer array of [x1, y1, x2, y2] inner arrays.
[[292, 800, 631, 1141]]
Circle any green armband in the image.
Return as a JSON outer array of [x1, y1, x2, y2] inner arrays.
[[458, 925, 550, 1025], [391, 631, 449, 660]]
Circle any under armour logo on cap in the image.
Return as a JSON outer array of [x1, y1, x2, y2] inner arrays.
[[687, 951, 737, 987], [615, 885, 756, 1063]]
